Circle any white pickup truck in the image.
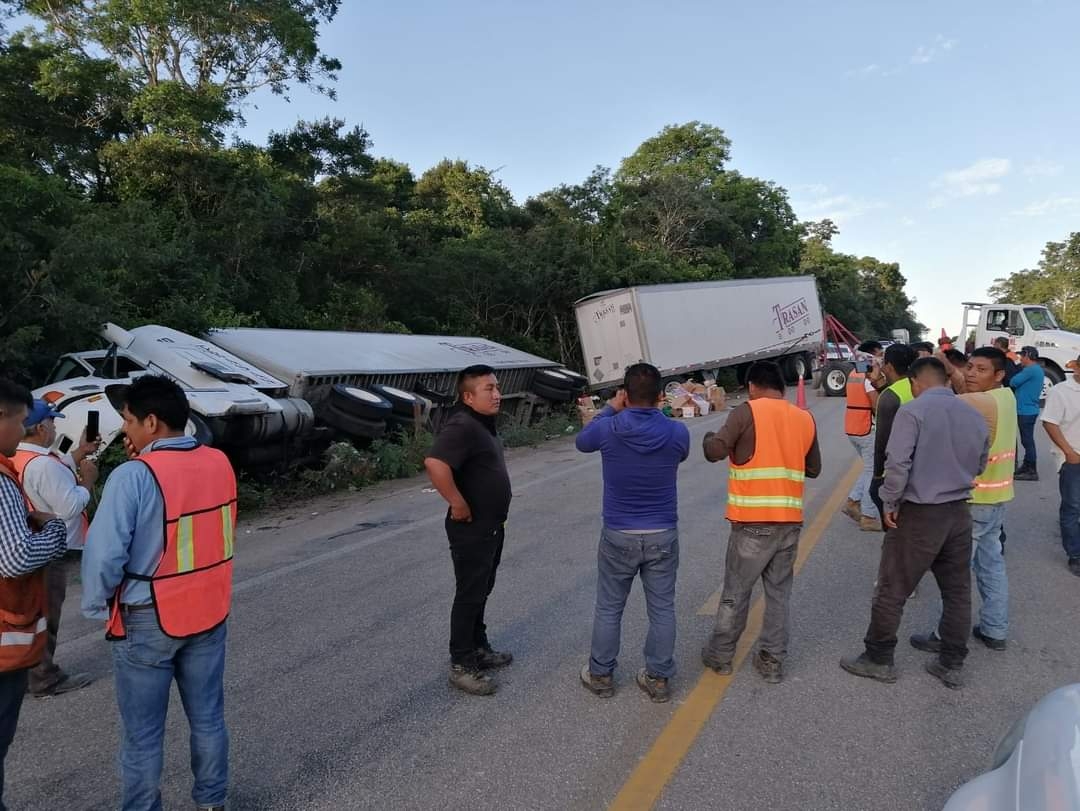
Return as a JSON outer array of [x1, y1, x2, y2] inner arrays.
[[36, 323, 585, 468], [962, 301, 1080, 400]]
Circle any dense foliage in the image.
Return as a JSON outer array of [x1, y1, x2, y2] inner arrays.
[[989, 232, 1080, 330], [0, 5, 923, 385]]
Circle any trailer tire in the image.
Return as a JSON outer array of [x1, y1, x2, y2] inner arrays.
[[823, 363, 850, 397], [533, 369, 577, 391], [532, 380, 576, 403], [782, 354, 809, 384], [186, 414, 215, 446], [322, 404, 386, 440], [556, 369, 589, 391], [368, 384, 425, 418], [329, 384, 393, 420]]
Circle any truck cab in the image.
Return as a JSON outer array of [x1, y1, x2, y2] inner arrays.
[[963, 302, 1078, 398]]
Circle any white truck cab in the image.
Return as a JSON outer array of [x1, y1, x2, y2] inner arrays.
[[35, 323, 312, 461], [963, 302, 1078, 399]]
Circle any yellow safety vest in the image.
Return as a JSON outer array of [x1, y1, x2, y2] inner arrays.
[[971, 387, 1017, 505]]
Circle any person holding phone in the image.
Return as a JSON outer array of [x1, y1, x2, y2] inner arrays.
[[0, 379, 68, 807], [424, 365, 513, 696], [12, 400, 98, 697]]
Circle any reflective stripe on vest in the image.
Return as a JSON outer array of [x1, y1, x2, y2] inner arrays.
[[844, 372, 873, 437], [726, 398, 817, 523], [11, 449, 90, 538], [971, 388, 1017, 505], [887, 377, 914, 405], [0, 459, 48, 672], [105, 444, 237, 641]]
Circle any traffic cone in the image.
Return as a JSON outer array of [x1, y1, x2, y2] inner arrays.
[[796, 375, 807, 410]]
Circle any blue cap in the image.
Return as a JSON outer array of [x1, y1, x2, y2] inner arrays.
[[23, 400, 65, 428]]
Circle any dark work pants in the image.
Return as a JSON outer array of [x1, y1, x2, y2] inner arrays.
[[447, 519, 505, 668], [0, 669, 29, 811], [1018, 414, 1038, 468], [865, 501, 972, 669], [28, 561, 69, 693]]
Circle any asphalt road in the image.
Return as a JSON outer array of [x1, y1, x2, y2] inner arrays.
[[8, 391, 1080, 810]]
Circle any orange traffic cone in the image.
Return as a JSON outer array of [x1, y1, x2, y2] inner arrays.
[[796, 375, 807, 410]]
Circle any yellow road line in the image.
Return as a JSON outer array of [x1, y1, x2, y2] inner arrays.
[[609, 459, 863, 811]]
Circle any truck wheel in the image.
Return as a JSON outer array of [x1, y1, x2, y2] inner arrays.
[[368, 384, 425, 418], [533, 369, 577, 392], [322, 403, 387, 440], [556, 369, 589, 391], [1040, 362, 1064, 406], [782, 354, 809, 384], [329, 384, 393, 420], [186, 414, 215, 446], [532, 380, 576, 402], [823, 363, 849, 397]]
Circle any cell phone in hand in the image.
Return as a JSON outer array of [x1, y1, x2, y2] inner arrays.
[[85, 410, 100, 443]]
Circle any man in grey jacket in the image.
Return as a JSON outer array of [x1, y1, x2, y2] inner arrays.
[[841, 358, 989, 689]]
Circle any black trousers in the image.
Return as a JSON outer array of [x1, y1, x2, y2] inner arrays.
[[864, 501, 972, 668], [0, 669, 28, 811], [447, 519, 505, 668]]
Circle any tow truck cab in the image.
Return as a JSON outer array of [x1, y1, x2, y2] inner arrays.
[[963, 302, 1078, 399]]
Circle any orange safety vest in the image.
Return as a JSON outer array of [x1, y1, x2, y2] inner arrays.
[[844, 371, 873, 437], [105, 444, 237, 641], [11, 448, 90, 539], [0, 458, 48, 672], [727, 398, 817, 524]]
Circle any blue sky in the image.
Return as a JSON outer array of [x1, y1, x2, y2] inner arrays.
[[31, 1, 1080, 339]]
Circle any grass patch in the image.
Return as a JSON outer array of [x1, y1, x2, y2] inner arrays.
[[501, 409, 579, 448]]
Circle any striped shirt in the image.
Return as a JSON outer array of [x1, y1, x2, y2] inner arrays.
[[0, 473, 68, 578]]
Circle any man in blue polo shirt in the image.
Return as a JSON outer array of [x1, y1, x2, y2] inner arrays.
[[1011, 346, 1045, 481]]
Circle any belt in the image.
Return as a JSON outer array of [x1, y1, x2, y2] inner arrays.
[[120, 603, 154, 612]]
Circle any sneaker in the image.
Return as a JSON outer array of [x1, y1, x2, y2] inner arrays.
[[701, 650, 733, 675], [752, 650, 783, 684], [580, 664, 615, 698], [636, 668, 670, 703], [476, 647, 513, 670], [448, 664, 496, 696], [1014, 468, 1038, 481], [973, 625, 1007, 651], [1068, 558, 1080, 578], [925, 659, 964, 689], [859, 515, 882, 532], [839, 653, 897, 683], [842, 499, 862, 522], [30, 672, 93, 698], [910, 631, 942, 652]]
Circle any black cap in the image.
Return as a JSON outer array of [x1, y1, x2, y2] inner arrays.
[[1020, 345, 1039, 359]]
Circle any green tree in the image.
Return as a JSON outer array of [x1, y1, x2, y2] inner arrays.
[[16, 0, 341, 138], [989, 233, 1080, 329]]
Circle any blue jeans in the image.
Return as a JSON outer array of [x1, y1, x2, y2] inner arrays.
[[847, 433, 878, 519], [1018, 414, 1038, 468], [589, 527, 679, 679], [971, 503, 1009, 640], [1059, 463, 1080, 560], [111, 609, 229, 811]]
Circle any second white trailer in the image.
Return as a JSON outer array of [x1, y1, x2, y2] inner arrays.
[[574, 276, 824, 389]]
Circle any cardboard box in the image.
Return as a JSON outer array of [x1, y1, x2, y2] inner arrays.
[[707, 386, 727, 411]]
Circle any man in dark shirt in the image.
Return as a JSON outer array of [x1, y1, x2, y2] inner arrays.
[[424, 365, 513, 696]]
